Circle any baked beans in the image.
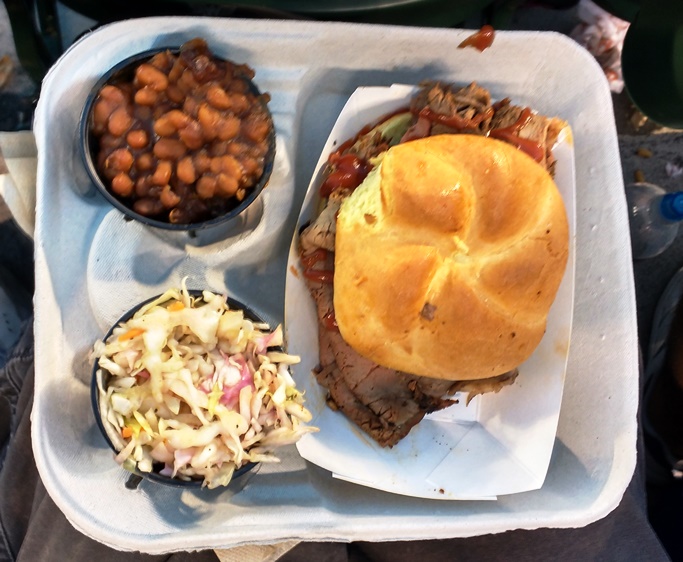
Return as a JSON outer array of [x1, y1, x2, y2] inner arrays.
[[89, 38, 273, 225]]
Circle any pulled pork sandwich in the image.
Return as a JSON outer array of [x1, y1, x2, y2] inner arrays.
[[299, 81, 569, 447]]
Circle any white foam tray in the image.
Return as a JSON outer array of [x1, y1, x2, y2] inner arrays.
[[32, 17, 637, 554]]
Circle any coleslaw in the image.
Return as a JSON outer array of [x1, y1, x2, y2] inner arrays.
[[93, 282, 317, 488]]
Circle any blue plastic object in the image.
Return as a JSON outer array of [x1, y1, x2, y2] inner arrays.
[[627, 182, 683, 260], [661, 193, 683, 221]]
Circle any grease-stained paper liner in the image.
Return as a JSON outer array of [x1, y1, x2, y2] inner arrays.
[[286, 85, 577, 500], [32, 18, 636, 554]]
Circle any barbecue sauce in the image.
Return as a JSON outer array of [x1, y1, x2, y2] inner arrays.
[[458, 25, 496, 52], [301, 248, 328, 269], [301, 248, 334, 284], [489, 107, 545, 163], [319, 154, 372, 197], [303, 269, 334, 284], [322, 311, 339, 331], [320, 107, 411, 198], [301, 249, 338, 330]]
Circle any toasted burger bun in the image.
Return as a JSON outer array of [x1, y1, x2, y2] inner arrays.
[[333, 134, 569, 381]]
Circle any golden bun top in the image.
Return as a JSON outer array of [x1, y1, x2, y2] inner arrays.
[[333, 134, 569, 381]]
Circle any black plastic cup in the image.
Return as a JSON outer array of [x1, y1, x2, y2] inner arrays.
[[91, 290, 266, 489], [79, 46, 276, 244]]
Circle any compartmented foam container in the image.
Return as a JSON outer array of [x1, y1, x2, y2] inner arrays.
[[32, 17, 637, 553]]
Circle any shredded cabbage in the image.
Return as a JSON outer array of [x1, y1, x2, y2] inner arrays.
[[93, 282, 317, 488]]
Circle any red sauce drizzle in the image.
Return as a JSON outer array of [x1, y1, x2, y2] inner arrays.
[[301, 248, 329, 269], [319, 153, 372, 197], [303, 269, 334, 284], [301, 249, 337, 328], [417, 106, 493, 131], [458, 25, 496, 52], [301, 248, 334, 284], [489, 107, 545, 163], [320, 106, 411, 198], [322, 311, 339, 331], [329, 137, 360, 163]]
